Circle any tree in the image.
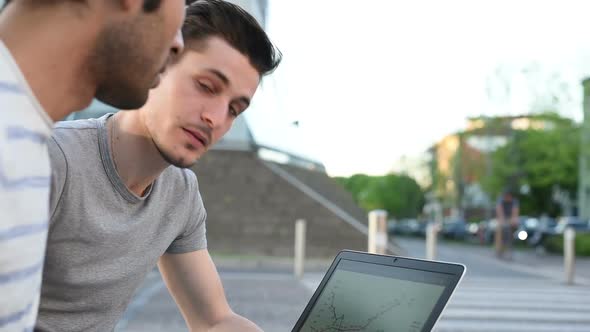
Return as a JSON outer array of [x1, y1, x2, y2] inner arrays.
[[484, 113, 579, 216], [335, 173, 425, 219]]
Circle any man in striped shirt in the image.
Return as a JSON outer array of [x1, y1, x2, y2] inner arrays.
[[0, 1, 185, 330]]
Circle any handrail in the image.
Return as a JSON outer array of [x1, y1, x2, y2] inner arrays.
[[262, 161, 404, 255]]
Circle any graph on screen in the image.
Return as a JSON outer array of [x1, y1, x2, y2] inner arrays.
[[299, 269, 445, 332]]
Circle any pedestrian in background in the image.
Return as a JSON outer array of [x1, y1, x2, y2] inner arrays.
[[495, 190, 520, 259]]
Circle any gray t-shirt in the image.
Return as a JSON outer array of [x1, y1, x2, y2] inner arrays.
[[36, 114, 207, 332]]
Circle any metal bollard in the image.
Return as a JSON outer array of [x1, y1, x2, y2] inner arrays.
[[368, 210, 388, 254], [426, 222, 437, 261], [294, 219, 306, 279], [564, 227, 575, 285]]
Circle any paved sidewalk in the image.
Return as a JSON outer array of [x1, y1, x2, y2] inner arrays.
[[116, 238, 590, 331], [116, 270, 312, 332]]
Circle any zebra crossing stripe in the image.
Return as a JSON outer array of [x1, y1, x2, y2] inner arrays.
[[436, 277, 590, 332]]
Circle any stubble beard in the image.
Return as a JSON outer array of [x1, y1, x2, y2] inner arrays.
[[152, 138, 199, 169], [91, 21, 154, 109]]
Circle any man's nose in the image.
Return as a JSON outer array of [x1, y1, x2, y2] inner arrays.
[[170, 29, 184, 57], [201, 103, 227, 128]]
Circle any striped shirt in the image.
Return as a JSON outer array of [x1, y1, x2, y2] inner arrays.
[[0, 40, 53, 332]]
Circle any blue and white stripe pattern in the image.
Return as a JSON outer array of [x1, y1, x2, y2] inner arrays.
[[0, 41, 53, 332]]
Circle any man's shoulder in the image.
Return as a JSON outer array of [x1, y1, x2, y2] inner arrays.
[[54, 117, 102, 134], [51, 116, 103, 147], [49, 116, 106, 167]]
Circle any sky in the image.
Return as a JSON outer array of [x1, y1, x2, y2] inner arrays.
[[245, 0, 590, 177], [2, 0, 589, 178]]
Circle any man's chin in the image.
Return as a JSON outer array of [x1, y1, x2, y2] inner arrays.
[[153, 141, 200, 168], [160, 152, 197, 169], [171, 159, 197, 169], [95, 89, 148, 110]]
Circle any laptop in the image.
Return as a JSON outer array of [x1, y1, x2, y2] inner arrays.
[[292, 250, 465, 332]]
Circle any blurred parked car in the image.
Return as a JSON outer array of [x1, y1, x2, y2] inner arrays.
[[513, 216, 540, 244], [523, 216, 588, 248], [441, 219, 467, 240], [525, 216, 555, 246], [481, 219, 498, 244], [553, 216, 590, 234], [388, 219, 426, 237], [388, 219, 399, 235]]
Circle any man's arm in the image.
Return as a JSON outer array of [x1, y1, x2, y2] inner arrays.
[[158, 249, 263, 332]]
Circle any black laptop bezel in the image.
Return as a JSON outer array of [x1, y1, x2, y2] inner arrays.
[[291, 250, 465, 332]]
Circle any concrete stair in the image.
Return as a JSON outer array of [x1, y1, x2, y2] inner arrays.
[[190, 150, 367, 258]]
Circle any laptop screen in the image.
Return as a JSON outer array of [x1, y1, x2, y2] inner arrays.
[[299, 259, 455, 332]]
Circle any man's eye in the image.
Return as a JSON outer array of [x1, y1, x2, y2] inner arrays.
[[198, 82, 214, 94], [229, 107, 239, 118]]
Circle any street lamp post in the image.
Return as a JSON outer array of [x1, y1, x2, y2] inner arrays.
[[578, 78, 590, 220]]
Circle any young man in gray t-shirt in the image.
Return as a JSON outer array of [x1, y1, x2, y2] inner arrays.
[[40, 1, 281, 331]]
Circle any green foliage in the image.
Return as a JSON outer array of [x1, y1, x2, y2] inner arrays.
[[544, 233, 590, 257], [483, 114, 579, 216], [335, 173, 425, 219]]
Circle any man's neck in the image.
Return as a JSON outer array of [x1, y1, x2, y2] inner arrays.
[[0, 4, 99, 121], [109, 111, 170, 197]]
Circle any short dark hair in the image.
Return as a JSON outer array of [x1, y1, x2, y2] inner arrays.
[[3, 0, 162, 13], [183, 0, 281, 76]]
